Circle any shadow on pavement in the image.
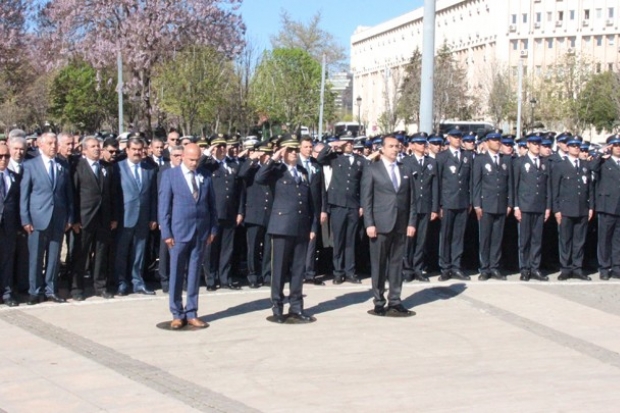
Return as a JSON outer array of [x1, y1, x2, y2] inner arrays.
[[402, 283, 467, 309], [304, 289, 373, 315], [202, 298, 272, 323]]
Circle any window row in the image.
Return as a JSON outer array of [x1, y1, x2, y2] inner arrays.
[[511, 7, 614, 24]]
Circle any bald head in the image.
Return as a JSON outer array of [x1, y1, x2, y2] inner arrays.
[[182, 143, 201, 171]]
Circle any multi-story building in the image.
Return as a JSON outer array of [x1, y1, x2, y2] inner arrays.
[[329, 71, 353, 115], [351, 0, 620, 136]]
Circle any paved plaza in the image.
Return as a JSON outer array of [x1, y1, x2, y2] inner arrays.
[[1, 274, 620, 412]]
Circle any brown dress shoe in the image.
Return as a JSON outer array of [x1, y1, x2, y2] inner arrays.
[[187, 318, 209, 329], [170, 319, 185, 330]]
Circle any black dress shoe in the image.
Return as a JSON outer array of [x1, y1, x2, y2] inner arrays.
[[332, 276, 345, 285], [161, 285, 169, 293], [46, 294, 67, 303], [303, 277, 325, 286], [530, 269, 548, 281], [262, 277, 271, 286], [206, 285, 218, 291], [4, 297, 19, 307], [135, 288, 156, 295], [451, 269, 471, 281], [27, 295, 40, 305], [600, 272, 611, 281], [438, 271, 451, 281], [72, 294, 85, 302], [558, 272, 571, 281], [387, 304, 415, 315], [221, 283, 241, 290], [288, 312, 313, 322], [345, 276, 362, 284], [573, 271, 591, 281], [491, 269, 506, 281], [272, 314, 287, 323], [478, 272, 491, 281], [373, 306, 386, 316], [520, 270, 530, 281]]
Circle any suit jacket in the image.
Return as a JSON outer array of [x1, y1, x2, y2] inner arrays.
[[113, 159, 158, 228], [435, 149, 473, 210], [591, 156, 620, 215], [20, 156, 74, 230], [200, 157, 245, 223], [513, 156, 551, 213], [0, 169, 21, 233], [551, 158, 593, 217], [158, 166, 218, 244], [72, 158, 115, 230], [316, 146, 366, 209], [298, 156, 327, 216], [361, 160, 416, 234], [402, 155, 438, 214], [239, 159, 273, 227], [472, 152, 514, 214], [255, 160, 317, 237]]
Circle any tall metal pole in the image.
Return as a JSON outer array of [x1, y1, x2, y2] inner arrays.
[[117, 50, 124, 134], [516, 58, 523, 140], [318, 54, 326, 140], [419, 0, 436, 133]]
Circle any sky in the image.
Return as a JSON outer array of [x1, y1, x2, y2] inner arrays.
[[238, 0, 425, 54]]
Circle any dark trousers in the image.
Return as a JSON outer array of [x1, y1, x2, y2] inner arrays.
[[403, 212, 430, 275], [12, 229, 29, 293], [518, 212, 544, 270], [597, 213, 620, 274], [270, 235, 307, 315], [204, 220, 235, 287], [439, 208, 468, 271], [304, 229, 318, 280], [246, 224, 271, 284], [169, 233, 203, 320], [114, 224, 148, 293], [370, 231, 405, 307], [478, 212, 506, 272], [0, 223, 17, 300], [28, 222, 64, 297], [72, 224, 110, 295], [558, 215, 588, 272], [158, 237, 170, 289], [542, 219, 560, 270], [329, 206, 358, 278]]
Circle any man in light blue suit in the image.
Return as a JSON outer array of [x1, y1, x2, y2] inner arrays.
[[20, 133, 74, 304], [159, 144, 217, 329], [113, 137, 158, 295]]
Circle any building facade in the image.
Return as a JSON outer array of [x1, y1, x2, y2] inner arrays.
[[351, 0, 620, 136]]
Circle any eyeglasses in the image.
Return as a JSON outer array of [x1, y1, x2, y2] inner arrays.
[[105, 149, 119, 154], [0, 154, 10, 159]]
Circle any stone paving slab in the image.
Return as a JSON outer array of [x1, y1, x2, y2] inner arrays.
[[1, 278, 620, 412]]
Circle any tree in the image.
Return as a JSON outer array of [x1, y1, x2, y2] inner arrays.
[[249, 47, 334, 131], [397, 48, 422, 129], [432, 42, 468, 129], [578, 71, 619, 134], [270, 10, 346, 70], [484, 64, 515, 128], [39, 0, 245, 134], [48, 60, 118, 132], [152, 47, 231, 136], [377, 66, 405, 133]]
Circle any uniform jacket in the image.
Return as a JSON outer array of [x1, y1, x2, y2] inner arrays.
[[316, 146, 366, 209], [435, 149, 473, 210], [472, 152, 514, 214], [513, 155, 551, 213], [200, 157, 245, 223], [591, 156, 620, 215], [402, 154, 439, 214], [551, 157, 593, 217], [238, 159, 273, 227]]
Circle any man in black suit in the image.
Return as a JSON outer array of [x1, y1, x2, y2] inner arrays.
[[316, 136, 366, 284], [513, 134, 551, 281], [0, 144, 20, 306], [255, 137, 317, 323], [238, 142, 273, 288], [402, 133, 438, 282], [362, 136, 416, 316], [71, 136, 117, 300], [472, 132, 514, 281], [435, 129, 473, 281], [7, 134, 29, 294], [552, 138, 594, 281], [591, 135, 620, 280], [200, 134, 245, 290], [298, 137, 327, 285]]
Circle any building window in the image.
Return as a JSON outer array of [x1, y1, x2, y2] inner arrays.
[[596, 36, 602, 46], [511, 14, 517, 24], [547, 12, 553, 22], [536, 12, 542, 23], [609, 63, 614, 72], [596, 8, 602, 19], [535, 65, 542, 75], [512, 40, 518, 50], [569, 37, 576, 47], [522, 13, 528, 23], [558, 11, 564, 21], [547, 38, 553, 49], [570, 10, 575, 20], [522, 39, 529, 50], [584, 9, 590, 20], [536, 38, 542, 49], [583, 36, 590, 44], [596, 63, 601, 73], [609, 8, 615, 19], [608, 35, 615, 46]]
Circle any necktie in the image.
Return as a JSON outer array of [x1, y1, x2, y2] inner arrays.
[[574, 160, 579, 169], [292, 167, 300, 184], [455, 151, 460, 162], [133, 163, 141, 187], [390, 163, 399, 191], [0, 171, 6, 198], [493, 155, 498, 166], [49, 160, 55, 186], [534, 158, 539, 169], [304, 160, 312, 181], [419, 157, 424, 166], [190, 171, 199, 200], [93, 162, 100, 181]]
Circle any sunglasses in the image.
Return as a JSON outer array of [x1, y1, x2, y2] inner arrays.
[[612, 143, 620, 147], [0, 154, 10, 159], [106, 149, 119, 154], [580, 148, 589, 152]]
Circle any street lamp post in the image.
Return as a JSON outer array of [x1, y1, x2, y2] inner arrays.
[[356, 96, 362, 136], [530, 98, 537, 132]]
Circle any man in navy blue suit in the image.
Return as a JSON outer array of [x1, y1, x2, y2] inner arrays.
[[0, 144, 21, 307], [113, 137, 158, 295], [159, 144, 217, 329], [20, 132, 74, 304]]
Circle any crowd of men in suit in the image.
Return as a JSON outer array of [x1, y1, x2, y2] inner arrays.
[[1, 126, 619, 319]]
